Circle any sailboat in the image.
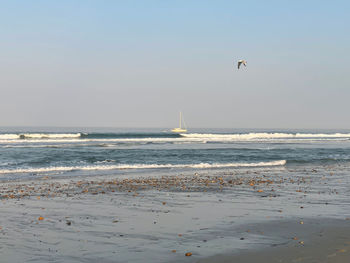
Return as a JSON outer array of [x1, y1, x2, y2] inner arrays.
[[171, 112, 187, 133]]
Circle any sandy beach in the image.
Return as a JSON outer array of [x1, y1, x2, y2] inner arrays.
[[199, 219, 350, 263], [1, 163, 350, 262]]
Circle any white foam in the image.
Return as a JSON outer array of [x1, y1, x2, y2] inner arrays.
[[181, 133, 350, 140], [1, 132, 349, 145], [0, 134, 21, 140], [0, 133, 81, 140], [21, 133, 81, 139], [0, 160, 286, 174]]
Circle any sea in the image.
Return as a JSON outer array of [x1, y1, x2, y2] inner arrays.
[[1, 127, 350, 182]]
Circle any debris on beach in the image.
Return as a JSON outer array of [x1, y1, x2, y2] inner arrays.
[[0, 172, 297, 200]]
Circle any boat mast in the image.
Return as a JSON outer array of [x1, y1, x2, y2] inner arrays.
[[179, 112, 182, 129]]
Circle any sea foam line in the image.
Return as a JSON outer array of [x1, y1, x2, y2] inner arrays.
[[0, 160, 286, 174], [0, 133, 81, 140], [1, 132, 350, 143], [1, 137, 349, 145], [181, 133, 350, 140]]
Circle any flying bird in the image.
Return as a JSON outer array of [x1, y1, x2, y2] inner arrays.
[[237, 60, 247, 69]]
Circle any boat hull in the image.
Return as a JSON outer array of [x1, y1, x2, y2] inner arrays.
[[171, 128, 187, 133]]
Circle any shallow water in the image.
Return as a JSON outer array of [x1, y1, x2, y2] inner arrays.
[[1, 127, 350, 181]]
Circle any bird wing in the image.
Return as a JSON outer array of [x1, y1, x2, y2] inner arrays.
[[238, 61, 242, 69]]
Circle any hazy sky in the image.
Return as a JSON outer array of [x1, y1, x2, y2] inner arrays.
[[1, 0, 349, 128]]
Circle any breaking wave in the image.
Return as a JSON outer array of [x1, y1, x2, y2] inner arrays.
[[1, 132, 350, 146], [181, 133, 350, 140], [1, 132, 350, 141], [0, 133, 81, 140], [0, 160, 286, 174]]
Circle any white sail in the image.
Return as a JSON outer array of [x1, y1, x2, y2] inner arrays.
[[171, 112, 187, 133]]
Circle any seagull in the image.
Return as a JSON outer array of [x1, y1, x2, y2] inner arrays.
[[237, 60, 247, 69]]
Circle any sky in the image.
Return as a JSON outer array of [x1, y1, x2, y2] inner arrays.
[[0, 0, 349, 129]]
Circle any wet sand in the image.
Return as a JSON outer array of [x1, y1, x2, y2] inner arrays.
[[1, 165, 350, 262], [198, 219, 350, 263]]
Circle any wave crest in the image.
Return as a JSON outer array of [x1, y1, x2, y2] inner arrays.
[[0, 133, 82, 140], [1, 132, 349, 144], [181, 133, 350, 140], [0, 160, 286, 174]]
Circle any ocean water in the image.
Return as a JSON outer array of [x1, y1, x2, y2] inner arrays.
[[1, 127, 350, 181]]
